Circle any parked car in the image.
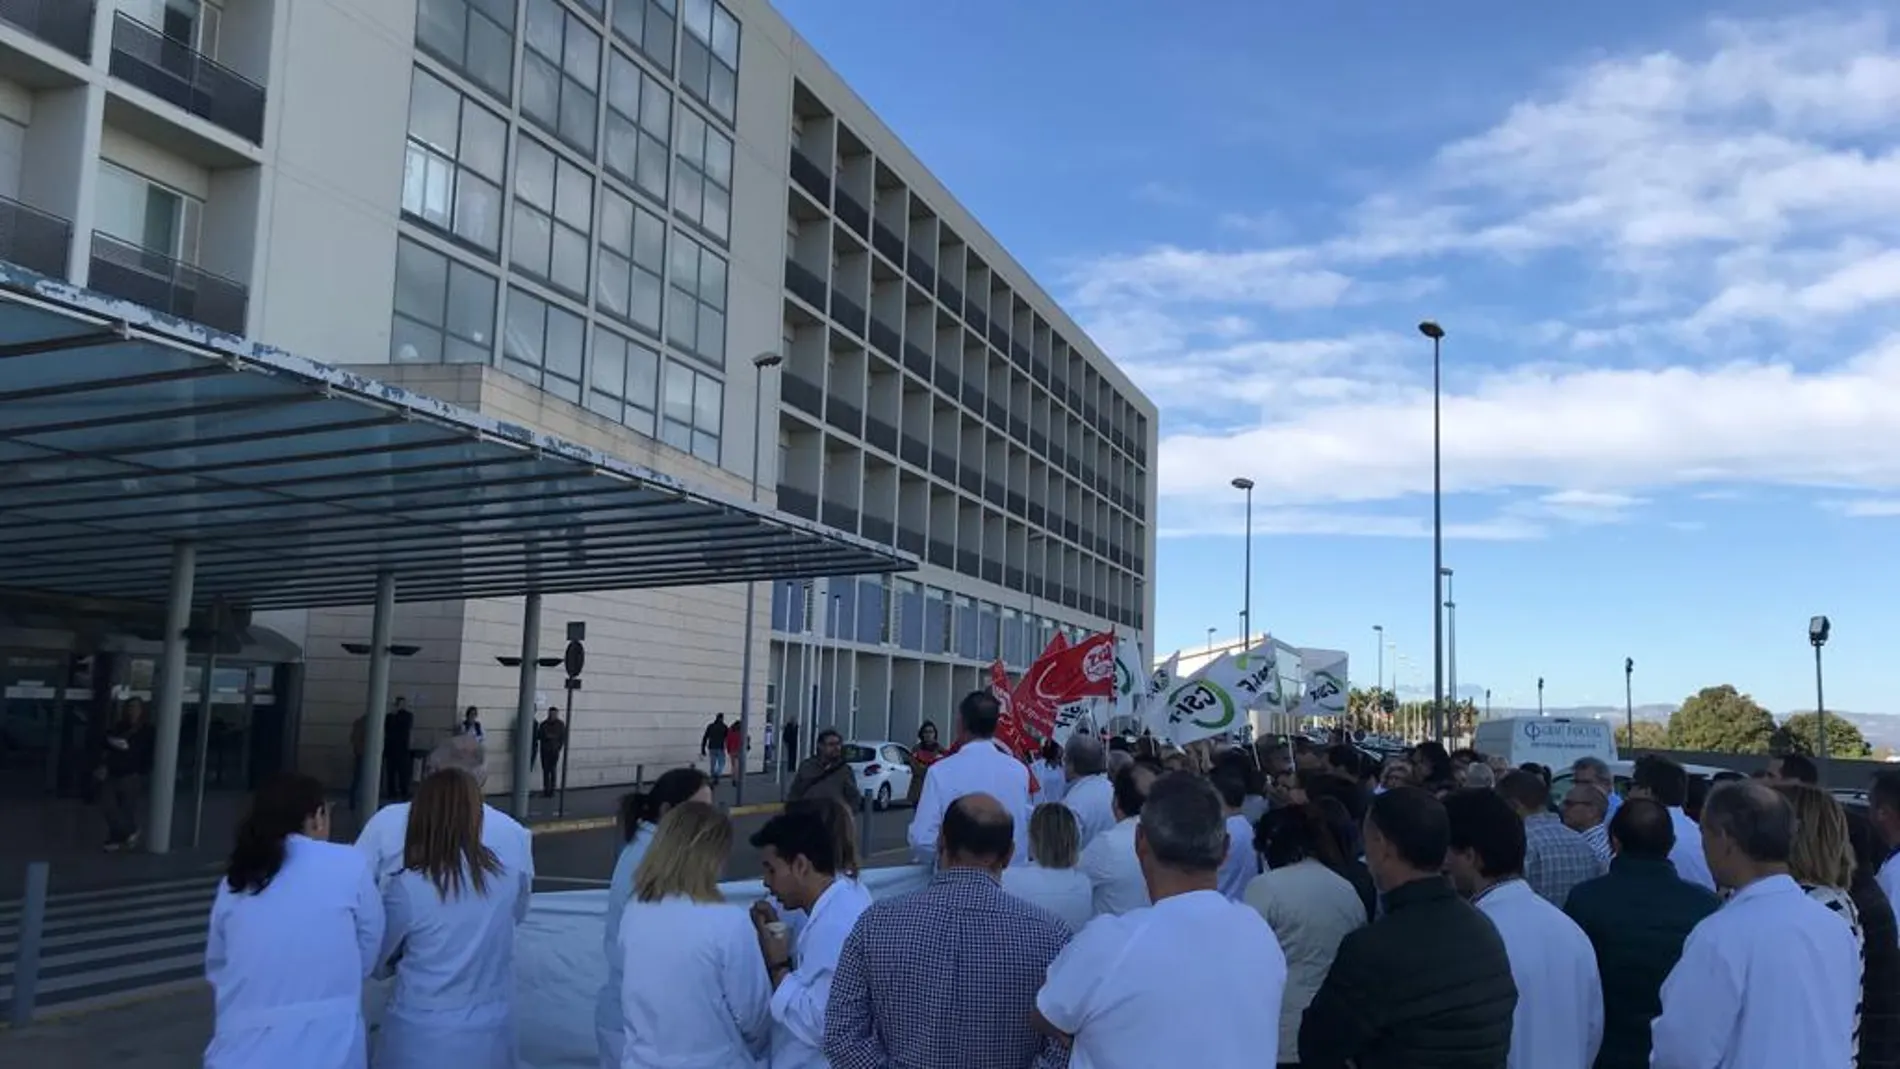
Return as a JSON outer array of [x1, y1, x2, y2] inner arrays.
[[1546, 758, 1739, 809], [843, 740, 914, 810]]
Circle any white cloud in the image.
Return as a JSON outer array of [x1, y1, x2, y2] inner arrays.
[[1063, 11, 1900, 533], [1828, 498, 1900, 517]]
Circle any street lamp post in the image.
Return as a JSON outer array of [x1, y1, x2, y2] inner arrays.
[[1624, 657, 1634, 752], [1372, 624, 1384, 730], [1441, 567, 1456, 724], [1811, 615, 1832, 780], [734, 351, 783, 805], [1232, 477, 1254, 642], [1419, 319, 1447, 742], [1537, 676, 1545, 717], [1206, 626, 1217, 651], [1484, 688, 1491, 718]]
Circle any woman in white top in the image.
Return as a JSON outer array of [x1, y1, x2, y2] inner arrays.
[[1244, 802, 1367, 1068], [597, 768, 714, 1069], [374, 768, 531, 1069], [206, 773, 383, 1069], [1002, 803, 1094, 931], [1031, 740, 1068, 804], [617, 801, 771, 1068], [1777, 782, 1866, 1059]]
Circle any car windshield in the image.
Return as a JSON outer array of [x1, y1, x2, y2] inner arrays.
[[841, 744, 877, 763]]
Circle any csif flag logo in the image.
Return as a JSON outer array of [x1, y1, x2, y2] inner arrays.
[[1308, 671, 1343, 704], [1165, 680, 1237, 731]]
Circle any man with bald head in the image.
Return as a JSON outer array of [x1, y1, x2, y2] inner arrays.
[[1560, 783, 1611, 864], [353, 734, 532, 891], [826, 794, 1072, 1069]]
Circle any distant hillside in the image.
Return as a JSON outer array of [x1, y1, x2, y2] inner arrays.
[[1481, 704, 1900, 749]]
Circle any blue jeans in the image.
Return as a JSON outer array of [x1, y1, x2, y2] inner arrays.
[[709, 751, 727, 778]]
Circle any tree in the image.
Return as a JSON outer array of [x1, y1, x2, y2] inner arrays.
[[1771, 712, 1872, 758], [1667, 685, 1776, 754], [1615, 721, 1670, 749]]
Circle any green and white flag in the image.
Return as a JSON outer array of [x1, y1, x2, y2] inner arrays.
[[1301, 651, 1349, 718], [1111, 632, 1148, 725], [1162, 639, 1280, 746]]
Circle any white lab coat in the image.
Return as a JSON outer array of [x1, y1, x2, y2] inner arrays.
[[1216, 814, 1257, 900], [1060, 774, 1117, 848], [1037, 889, 1286, 1069], [1031, 760, 1067, 804], [1080, 817, 1150, 917], [596, 825, 656, 1069], [1651, 873, 1860, 1069], [374, 862, 531, 1069], [1001, 862, 1095, 932], [205, 836, 384, 1069], [1666, 806, 1716, 892], [1472, 878, 1603, 1069], [355, 803, 534, 891], [768, 878, 873, 1069], [617, 896, 771, 1069], [906, 739, 1034, 865]]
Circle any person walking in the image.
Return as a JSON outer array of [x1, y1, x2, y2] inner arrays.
[[374, 768, 532, 1069], [382, 697, 415, 802], [782, 718, 800, 774], [204, 773, 383, 1069], [536, 705, 566, 798], [725, 720, 744, 780], [787, 728, 859, 809], [96, 696, 155, 850], [701, 714, 730, 784]]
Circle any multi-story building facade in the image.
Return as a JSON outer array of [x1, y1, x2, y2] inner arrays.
[[0, 0, 1155, 798]]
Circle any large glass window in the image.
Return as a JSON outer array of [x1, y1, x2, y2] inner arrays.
[[679, 0, 738, 124], [587, 326, 660, 436], [595, 187, 666, 336], [403, 68, 507, 257], [502, 288, 585, 402], [522, 0, 601, 156], [511, 135, 593, 298], [605, 50, 672, 203], [673, 107, 731, 242], [665, 233, 726, 365], [660, 358, 722, 462], [897, 579, 923, 651], [392, 237, 497, 365], [416, 0, 515, 103], [95, 161, 200, 261], [610, 0, 674, 73]]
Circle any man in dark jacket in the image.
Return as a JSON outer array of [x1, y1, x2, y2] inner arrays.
[[1563, 797, 1719, 1069], [1299, 786, 1517, 1068], [788, 728, 860, 809], [382, 697, 415, 801], [97, 697, 156, 850]]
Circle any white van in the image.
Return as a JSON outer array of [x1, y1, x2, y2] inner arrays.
[[1472, 717, 1617, 771]]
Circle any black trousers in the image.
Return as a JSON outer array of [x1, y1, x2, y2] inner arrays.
[[540, 748, 561, 794], [383, 750, 412, 800]]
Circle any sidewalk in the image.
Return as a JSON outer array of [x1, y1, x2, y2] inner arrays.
[[0, 983, 210, 1068]]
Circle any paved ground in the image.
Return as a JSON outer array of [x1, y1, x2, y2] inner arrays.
[[533, 801, 917, 886], [0, 982, 210, 1068]]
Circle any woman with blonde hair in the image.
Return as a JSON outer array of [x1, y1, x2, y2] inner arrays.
[[616, 802, 770, 1068], [374, 768, 531, 1069], [1777, 782, 1865, 1060], [1001, 803, 1093, 930]]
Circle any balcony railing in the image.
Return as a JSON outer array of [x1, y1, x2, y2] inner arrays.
[[930, 449, 956, 482], [833, 189, 869, 237], [1008, 416, 1028, 444], [966, 304, 988, 338], [989, 322, 1010, 352], [899, 434, 929, 470], [986, 400, 1008, 430], [956, 549, 979, 577], [865, 414, 898, 455], [984, 479, 1005, 509], [0, 194, 71, 279], [927, 539, 954, 569], [776, 484, 819, 520], [861, 514, 894, 547], [829, 289, 866, 338], [0, 0, 94, 59], [982, 560, 1003, 585], [937, 278, 962, 313], [1011, 341, 1031, 368], [957, 464, 981, 495], [867, 317, 900, 360], [872, 221, 903, 264], [960, 381, 984, 413], [784, 258, 827, 310], [1005, 566, 1024, 591], [936, 366, 961, 400], [789, 148, 830, 203], [781, 371, 824, 418], [897, 525, 926, 556], [110, 13, 265, 144], [821, 499, 858, 534], [826, 396, 863, 438], [902, 341, 932, 380], [89, 231, 246, 334], [906, 252, 934, 292], [1006, 490, 1026, 517]]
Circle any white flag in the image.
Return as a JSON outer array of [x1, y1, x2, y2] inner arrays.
[[1050, 696, 1102, 746], [1161, 641, 1279, 746], [1112, 632, 1149, 724], [1301, 652, 1349, 718], [1141, 652, 1180, 735]]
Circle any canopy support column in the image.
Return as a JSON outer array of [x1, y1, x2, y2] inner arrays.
[[511, 592, 542, 819], [145, 541, 195, 854], [355, 571, 397, 815]]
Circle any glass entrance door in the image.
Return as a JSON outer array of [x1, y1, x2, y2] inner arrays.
[[0, 651, 91, 798]]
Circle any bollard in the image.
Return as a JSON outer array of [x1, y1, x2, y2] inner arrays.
[[9, 861, 49, 1026], [859, 789, 874, 862], [635, 764, 644, 791]]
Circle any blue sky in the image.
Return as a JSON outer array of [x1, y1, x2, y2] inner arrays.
[[774, 0, 1900, 715]]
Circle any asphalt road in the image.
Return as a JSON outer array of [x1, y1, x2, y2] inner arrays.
[[530, 802, 920, 889]]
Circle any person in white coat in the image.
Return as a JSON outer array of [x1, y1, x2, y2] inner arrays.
[[1652, 780, 1861, 1069], [206, 772, 384, 1069], [356, 736, 533, 892], [907, 691, 1035, 865], [1001, 803, 1094, 931], [374, 768, 531, 1069], [748, 806, 874, 1069], [596, 768, 713, 1069], [1444, 788, 1603, 1069], [1081, 762, 1159, 917], [617, 801, 771, 1068], [1058, 734, 1116, 847]]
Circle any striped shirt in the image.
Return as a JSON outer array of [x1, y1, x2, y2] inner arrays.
[[1805, 882, 1865, 1062]]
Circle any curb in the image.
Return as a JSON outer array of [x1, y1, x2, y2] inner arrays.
[[530, 800, 786, 836], [0, 977, 207, 1030]]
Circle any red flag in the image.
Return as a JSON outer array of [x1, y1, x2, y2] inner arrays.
[[995, 634, 1067, 755], [1010, 631, 1117, 748]]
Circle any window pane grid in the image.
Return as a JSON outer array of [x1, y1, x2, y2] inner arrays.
[[392, 236, 498, 366], [595, 187, 666, 337], [403, 67, 508, 259], [588, 325, 660, 435], [678, 0, 737, 124], [610, 0, 675, 74], [511, 134, 594, 299], [665, 232, 726, 367], [415, 0, 516, 104], [522, 0, 602, 157], [605, 49, 672, 204], [503, 287, 585, 401], [673, 107, 731, 242], [661, 356, 721, 463]]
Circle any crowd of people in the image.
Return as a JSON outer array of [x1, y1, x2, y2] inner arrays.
[[196, 700, 1898, 1069]]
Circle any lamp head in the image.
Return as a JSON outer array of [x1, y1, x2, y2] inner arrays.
[[1625, 656, 1634, 674], [1418, 320, 1445, 340], [1230, 476, 1255, 491], [752, 351, 784, 369], [1810, 615, 1831, 646], [1439, 566, 1453, 577], [1537, 677, 1544, 689]]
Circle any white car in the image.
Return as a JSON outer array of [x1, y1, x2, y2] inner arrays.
[[1547, 758, 1739, 809], [843, 740, 915, 810]]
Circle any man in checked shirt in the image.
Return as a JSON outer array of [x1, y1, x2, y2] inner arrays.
[[824, 793, 1072, 1069]]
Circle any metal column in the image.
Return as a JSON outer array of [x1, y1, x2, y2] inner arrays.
[[189, 647, 219, 848], [354, 571, 397, 815], [511, 593, 542, 819], [145, 542, 196, 854]]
